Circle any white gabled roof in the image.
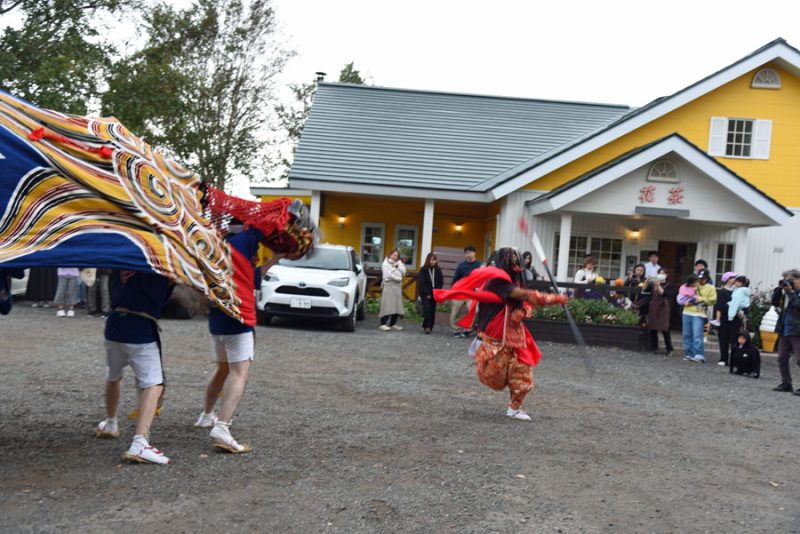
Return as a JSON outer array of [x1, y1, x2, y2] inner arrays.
[[489, 38, 800, 199], [526, 134, 792, 226]]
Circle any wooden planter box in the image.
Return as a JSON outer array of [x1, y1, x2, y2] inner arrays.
[[525, 319, 647, 351]]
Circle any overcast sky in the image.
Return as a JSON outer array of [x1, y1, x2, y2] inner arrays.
[[273, 0, 800, 107]]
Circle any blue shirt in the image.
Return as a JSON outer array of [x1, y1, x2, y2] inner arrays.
[[104, 272, 174, 344], [208, 228, 264, 335], [452, 260, 482, 285]]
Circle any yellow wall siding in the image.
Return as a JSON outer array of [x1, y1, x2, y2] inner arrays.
[[525, 63, 800, 205], [258, 194, 312, 205], [307, 194, 490, 268]]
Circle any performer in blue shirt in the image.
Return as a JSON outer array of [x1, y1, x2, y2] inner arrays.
[[95, 271, 174, 465], [195, 224, 283, 453]]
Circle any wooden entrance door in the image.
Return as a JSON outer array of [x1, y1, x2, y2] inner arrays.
[[658, 241, 697, 328]]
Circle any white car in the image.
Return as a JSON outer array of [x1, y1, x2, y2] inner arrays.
[[10, 269, 29, 296], [256, 244, 367, 332]]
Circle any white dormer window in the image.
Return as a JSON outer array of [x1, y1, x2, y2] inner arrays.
[[647, 159, 679, 183], [708, 116, 772, 160], [752, 68, 781, 89]]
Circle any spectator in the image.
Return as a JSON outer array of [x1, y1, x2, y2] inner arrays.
[[26, 267, 57, 308], [450, 245, 482, 337], [773, 269, 800, 394], [521, 251, 540, 288], [647, 269, 674, 356], [574, 255, 598, 284], [711, 272, 738, 367], [53, 267, 80, 317], [681, 269, 716, 363], [378, 249, 406, 331], [727, 276, 751, 330], [626, 263, 648, 325], [88, 268, 112, 318], [694, 259, 709, 277], [644, 251, 661, 279], [417, 253, 444, 334]]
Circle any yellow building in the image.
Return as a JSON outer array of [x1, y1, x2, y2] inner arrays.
[[253, 38, 800, 289]]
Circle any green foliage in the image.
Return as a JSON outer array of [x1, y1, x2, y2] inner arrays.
[[747, 289, 772, 348], [364, 297, 424, 323], [0, 0, 129, 114], [532, 298, 640, 327], [338, 62, 365, 84]]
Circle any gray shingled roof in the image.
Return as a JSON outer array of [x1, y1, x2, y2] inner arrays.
[[288, 83, 630, 192]]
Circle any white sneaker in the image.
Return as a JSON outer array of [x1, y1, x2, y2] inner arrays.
[[390, 325, 403, 331], [66, 309, 75, 317], [56, 309, 66, 317], [378, 325, 391, 331], [505, 407, 532, 422], [194, 411, 217, 428], [209, 421, 251, 453], [121, 437, 171, 465], [95, 418, 120, 438], [692, 356, 706, 363], [717, 361, 727, 367]]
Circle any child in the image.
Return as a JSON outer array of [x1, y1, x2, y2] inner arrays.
[[53, 267, 80, 317], [677, 275, 698, 306], [729, 331, 760, 378], [728, 275, 751, 330]]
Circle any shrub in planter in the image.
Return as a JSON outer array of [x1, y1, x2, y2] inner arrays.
[[532, 298, 640, 327]]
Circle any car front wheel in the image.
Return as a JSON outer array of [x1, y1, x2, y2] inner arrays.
[[341, 306, 356, 332], [256, 309, 272, 326], [356, 296, 365, 321]]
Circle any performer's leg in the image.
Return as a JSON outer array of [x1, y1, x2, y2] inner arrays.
[[209, 333, 254, 453], [218, 360, 251, 423], [507, 357, 533, 410], [105, 380, 121, 419], [203, 362, 229, 413], [96, 341, 125, 438], [133, 384, 163, 437]]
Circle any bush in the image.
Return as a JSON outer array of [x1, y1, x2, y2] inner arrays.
[[364, 297, 424, 323], [532, 298, 640, 327], [747, 289, 772, 348]]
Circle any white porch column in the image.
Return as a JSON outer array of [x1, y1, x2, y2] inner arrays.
[[734, 226, 749, 274], [421, 199, 434, 261], [556, 213, 572, 282], [310, 190, 321, 227]]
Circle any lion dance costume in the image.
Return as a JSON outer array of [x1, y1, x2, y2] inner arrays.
[[435, 247, 566, 420], [0, 90, 315, 323]]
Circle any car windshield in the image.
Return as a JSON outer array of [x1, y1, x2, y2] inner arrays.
[[278, 248, 351, 270]]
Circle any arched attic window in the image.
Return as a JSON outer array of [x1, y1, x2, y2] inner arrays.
[[647, 159, 679, 183], [752, 68, 781, 89]]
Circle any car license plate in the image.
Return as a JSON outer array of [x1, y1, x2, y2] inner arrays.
[[290, 297, 312, 309]]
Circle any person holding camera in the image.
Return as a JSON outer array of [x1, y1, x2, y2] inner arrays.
[[773, 270, 800, 394]]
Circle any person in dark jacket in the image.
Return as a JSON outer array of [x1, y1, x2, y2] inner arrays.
[[713, 272, 739, 366], [646, 269, 674, 355], [730, 331, 760, 378], [450, 245, 482, 337], [773, 269, 800, 394], [418, 253, 444, 334]]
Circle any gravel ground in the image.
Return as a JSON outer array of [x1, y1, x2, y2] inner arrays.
[[1, 304, 799, 533]]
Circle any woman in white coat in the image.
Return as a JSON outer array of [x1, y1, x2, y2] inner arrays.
[[379, 249, 406, 331]]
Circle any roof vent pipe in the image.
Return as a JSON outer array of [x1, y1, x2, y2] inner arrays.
[[315, 71, 326, 83]]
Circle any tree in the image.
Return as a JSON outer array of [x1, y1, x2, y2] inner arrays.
[[0, 0, 128, 114], [102, 0, 292, 191], [338, 62, 365, 85]]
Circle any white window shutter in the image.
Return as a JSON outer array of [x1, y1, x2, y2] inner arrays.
[[753, 119, 772, 159], [708, 117, 727, 156]]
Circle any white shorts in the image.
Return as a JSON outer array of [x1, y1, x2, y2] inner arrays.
[[211, 332, 255, 364], [105, 340, 164, 389]]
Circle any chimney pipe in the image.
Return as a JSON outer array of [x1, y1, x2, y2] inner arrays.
[[315, 71, 327, 83]]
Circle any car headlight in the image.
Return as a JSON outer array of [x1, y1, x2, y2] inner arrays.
[[264, 272, 279, 282], [327, 277, 350, 287]]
